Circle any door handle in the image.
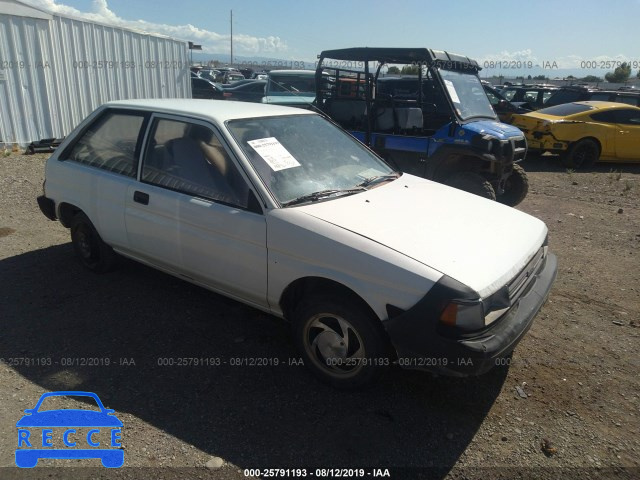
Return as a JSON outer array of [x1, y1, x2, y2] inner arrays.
[[619, 131, 629, 134], [133, 191, 149, 205]]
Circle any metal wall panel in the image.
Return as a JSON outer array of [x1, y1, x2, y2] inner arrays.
[[0, 1, 190, 146]]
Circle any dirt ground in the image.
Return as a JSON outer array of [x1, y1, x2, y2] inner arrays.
[[0, 150, 638, 480]]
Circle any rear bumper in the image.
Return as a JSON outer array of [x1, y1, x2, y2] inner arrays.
[[37, 195, 57, 221], [384, 253, 557, 376]]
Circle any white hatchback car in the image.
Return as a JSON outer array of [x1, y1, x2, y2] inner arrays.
[[38, 99, 557, 388]]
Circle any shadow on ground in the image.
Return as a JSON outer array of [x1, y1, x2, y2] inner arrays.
[[0, 244, 510, 477]]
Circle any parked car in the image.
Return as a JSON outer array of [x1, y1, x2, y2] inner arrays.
[[191, 77, 224, 99], [316, 48, 529, 205], [37, 99, 556, 388], [483, 84, 532, 123], [544, 85, 640, 108], [223, 80, 266, 102], [511, 101, 640, 168], [499, 84, 559, 110], [263, 69, 317, 106], [222, 72, 246, 84], [199, 69, 220, 83]]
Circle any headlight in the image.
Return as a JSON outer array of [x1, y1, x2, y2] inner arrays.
[[439, 300, 485, 332]]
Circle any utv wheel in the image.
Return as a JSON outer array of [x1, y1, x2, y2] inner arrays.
[[561, 139, 599, 169], [70, 213, 117, 273], [498, 164, 529, 206], [293, 296, 389, 389], [445, 172, 496, 200]]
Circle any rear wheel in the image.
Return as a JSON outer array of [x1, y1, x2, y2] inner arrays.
[[293, 296, 390, 389], [70, 213, 117, 273], [561, 139, 599, 169], [498, 164, 529, 206], [445, 172, 496, 200]]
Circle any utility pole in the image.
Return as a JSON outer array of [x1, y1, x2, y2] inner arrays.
[[230, 10, 233, 66]]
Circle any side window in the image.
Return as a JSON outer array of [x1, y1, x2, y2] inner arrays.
[[542, 91, 554, 103], [141, 119, 249, 208], [64, 111, 145, 177], [590, 92, 612, 102], [502, 89, 516, 101], [523, 91, 538, 103], [616, 109, 640, 125], [485, 90, 499, 105], [590, 111, 619, 123]]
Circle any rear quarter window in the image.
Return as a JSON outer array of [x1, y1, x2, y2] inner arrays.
[[536, 103, 594, 116], [63, 111, 146, 177]]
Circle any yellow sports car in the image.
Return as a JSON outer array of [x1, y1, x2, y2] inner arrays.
[[511, 101, 640, 168]]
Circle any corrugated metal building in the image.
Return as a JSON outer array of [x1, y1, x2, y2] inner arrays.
[[0, 0, 191, 146]]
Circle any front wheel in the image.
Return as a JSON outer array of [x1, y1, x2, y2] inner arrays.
[[445, 172, 496, 200], [561, 139, 599, 169], [293, 296, 390, 389], [498, 164, 529, 206]]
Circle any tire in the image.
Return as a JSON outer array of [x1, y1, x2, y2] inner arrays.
[[70, 213, 117, 273], [292, 295, 390, 389], [561, 139, 599, 169], [445, 172, 497, 200], [498, 164, 529, 207]]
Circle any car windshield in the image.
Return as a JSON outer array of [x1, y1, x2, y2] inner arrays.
[[536, 103, 594, 116], [268, 74, 315, 95], [227, 114, 396, 205], [437, 69, 496, 121]]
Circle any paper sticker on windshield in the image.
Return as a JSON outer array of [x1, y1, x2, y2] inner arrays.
[[357, 167, 385, 180], [247, 137, 301, 171], [444, 79, 461, 104]]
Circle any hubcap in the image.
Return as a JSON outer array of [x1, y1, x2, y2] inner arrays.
[[304, 314, 365, 378]]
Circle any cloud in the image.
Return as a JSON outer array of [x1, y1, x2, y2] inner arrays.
[[22, 0, 288, 54]]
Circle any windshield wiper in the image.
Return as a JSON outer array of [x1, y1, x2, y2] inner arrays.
[[356, 173, 400, 188], [282, 188, 365, 207]]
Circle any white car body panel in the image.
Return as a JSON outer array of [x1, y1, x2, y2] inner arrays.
[[266, 209, 442, 320], [294, 174, 547, 299]]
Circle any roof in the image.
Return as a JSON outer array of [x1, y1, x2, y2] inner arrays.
[[105, 99, 315, 122], [575, 101, 640, 110], [268, 70, 316, 76], [318, 47, 480, 70]]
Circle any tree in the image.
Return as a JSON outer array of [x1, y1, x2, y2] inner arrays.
[[637, 69, 640, 79], [533, 75, 547, 80], [400, 65, 420, 75], [604, 62, 631, 83], [387, 66, 400, 74], [581, 75, 603, 83]]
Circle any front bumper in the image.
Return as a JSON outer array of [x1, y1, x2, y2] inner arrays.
[[383, 252, 557, 376]]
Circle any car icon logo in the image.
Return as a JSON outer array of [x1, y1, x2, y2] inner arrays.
[[15, 391, 123, 468]]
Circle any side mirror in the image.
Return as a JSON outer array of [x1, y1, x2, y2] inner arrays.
[[23, 409, 35, 415]]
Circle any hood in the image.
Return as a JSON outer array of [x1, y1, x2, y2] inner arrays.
[[464, 120, 525, 139], [296, 174, 547, 298]]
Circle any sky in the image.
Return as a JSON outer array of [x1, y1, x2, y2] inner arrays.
[[21, 0, 640, 76]]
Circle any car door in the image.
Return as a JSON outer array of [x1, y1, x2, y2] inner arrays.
[[126, 114, 268, 307], [613, 109, 640, 160]]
